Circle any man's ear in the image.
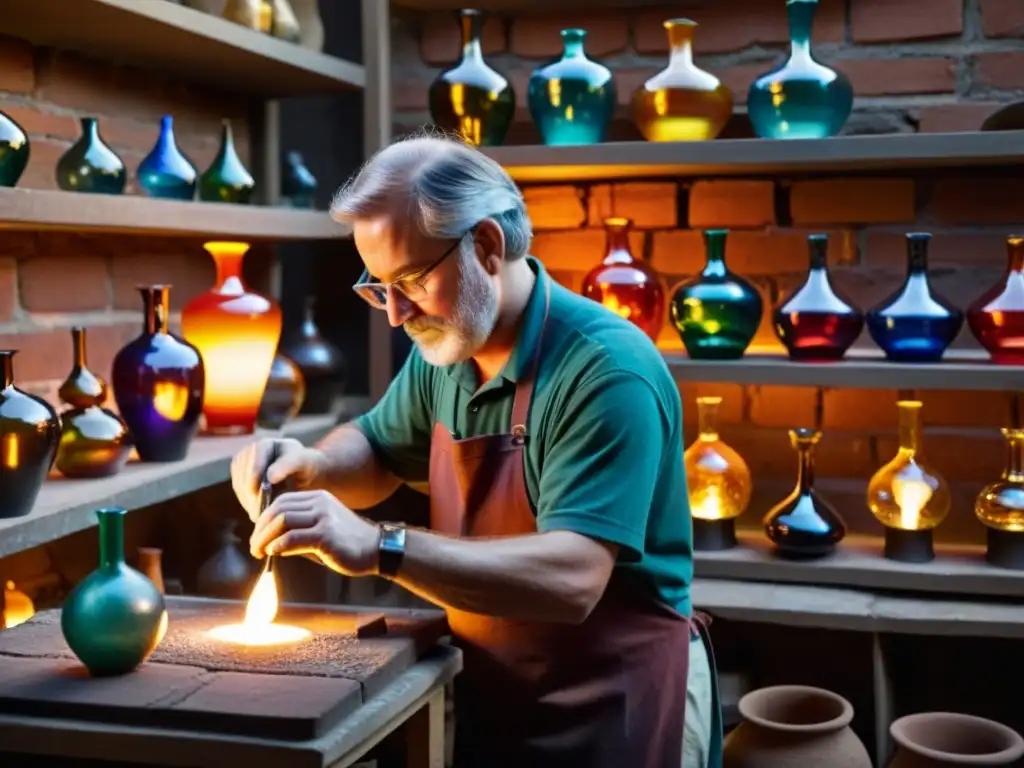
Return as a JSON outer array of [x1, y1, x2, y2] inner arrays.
[[475, 218, 505, 276]]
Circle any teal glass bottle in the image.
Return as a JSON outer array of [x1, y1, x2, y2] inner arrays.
[[747, 0, 853, 139], [199, 119, 255, 204], [281, 150, 317, 208], [671, 229, 764, 359], [60, 507, 168, 677], [527, 28, 615, 146], [137, 115, 197, 200], [0, 109, 29, 187], [56, 117, 127, 194]]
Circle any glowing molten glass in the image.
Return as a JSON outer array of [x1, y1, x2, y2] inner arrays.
[[207, 568, 310, 646]]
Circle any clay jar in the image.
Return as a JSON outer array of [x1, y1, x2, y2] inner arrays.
[[724, 685, 871, 768], [889, 713, 1024, 767]]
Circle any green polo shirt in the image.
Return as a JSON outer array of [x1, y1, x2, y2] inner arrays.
[[354, 257, 693, 616]]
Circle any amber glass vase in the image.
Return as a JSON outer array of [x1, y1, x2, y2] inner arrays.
[[257, 353, 306, 429], [976, 427, 1024, 570], [967, 235, 1024, 364], [580, 217, 665, 341], [181, 242, 283, 434], [632, 19, 733, 142], [684, 395, 751, 550]]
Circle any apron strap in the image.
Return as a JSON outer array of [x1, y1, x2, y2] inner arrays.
[[510, 276, 552, 435]]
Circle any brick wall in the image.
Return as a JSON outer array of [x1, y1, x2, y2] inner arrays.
[[390, 0, 1024, 544]]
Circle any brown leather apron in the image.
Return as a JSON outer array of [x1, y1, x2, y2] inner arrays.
[[428, 281, 703, 768]]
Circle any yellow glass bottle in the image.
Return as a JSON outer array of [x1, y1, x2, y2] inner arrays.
[[867, 399, 950, 563], [3, 580, 34, 628], [684, 395, 751, 550], [976, 427, 1024, 570], [631, 19, 733, 142]]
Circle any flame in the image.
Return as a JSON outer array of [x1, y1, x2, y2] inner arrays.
[[3, 581, 34, 628], [893, 475, 933, 530], [692, 484, 725, 521], [244, 569, 279, 626], [207, 568, 310, 646]]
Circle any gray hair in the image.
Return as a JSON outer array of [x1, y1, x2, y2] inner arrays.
[[329, 130, 532, 261]]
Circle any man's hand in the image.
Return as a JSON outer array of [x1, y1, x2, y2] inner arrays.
[[230, 438, 326, 522], [249, 490, 380, 576]]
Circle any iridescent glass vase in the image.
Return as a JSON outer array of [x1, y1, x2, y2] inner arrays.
[[257, 353, 306, 429], [966, 235, 1024, 364], [0, 109, 29, 187], [56, 117, 126, 194], [137, 115, 197, 200], [281, 297, 347, 414], [199, 120, 255, 204]]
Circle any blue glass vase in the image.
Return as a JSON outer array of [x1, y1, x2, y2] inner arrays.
[[527, 28, 615, 146], [866, 233, 964, 363], [56, 117, 126, 194], [281, 150, 317, 208], [137, 115, 197, 200], [747, 0, 853, 139]]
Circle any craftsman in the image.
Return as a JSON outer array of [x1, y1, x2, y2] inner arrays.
[[230, 133, 723, 768]]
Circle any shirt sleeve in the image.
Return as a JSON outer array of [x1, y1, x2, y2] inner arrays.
[[535, 369, 669, 562], [352, 349, 433, 483]]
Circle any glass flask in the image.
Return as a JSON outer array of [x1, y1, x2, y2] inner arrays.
[[137, 115, 197, 200], [280, 296, 347, 414], [257, 353, 306, 429], [966, 235, 1024, 364], [976, 427, 1024, 570], [199, 120, 255, 204], [55, 117, 126, 195], [0, 109, 29, 187]]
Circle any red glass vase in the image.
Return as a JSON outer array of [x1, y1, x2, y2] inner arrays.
[[581, 217, 665, 341], [967, 235, 1024, 364], [181, 242, 282, 434]]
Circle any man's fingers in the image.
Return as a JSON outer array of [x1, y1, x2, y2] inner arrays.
[[264, 528, 323, 558], [251, 507, 319, 558]]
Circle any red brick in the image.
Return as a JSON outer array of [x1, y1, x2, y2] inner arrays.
[[20, 253, 110, 313], [980, 0, 1024, 37], [19, 138, 68, 191], [420, 14, 505, 66], [650, 230, 706, 275], [879, 431, 1007, 484], [613, 68, 660, 106], [975, 52, 1024, 91], [823, 388, 903, 430], [678, 382, 745, 429], [862, 231, 1012, 269], [0, 258, 16, 323], [654, 229, 832, 277], [748, 385, 820, 428], [547, 269, 585, 293], [0, 36, 34, 94], [729, 426, 877, 480], [587, 182, 678, 228], [916, 103, 1001, 133], [918, 391, 1016, 429], [510, 14, 627, 59], [927, 178, 1024, 224], [392, 79, 430, 112], [0, 324, 137, 385], [523, 185, 586, 230], [835, 58, 957, 96], [110, 246, 214, 310], [850, 0, 963, 42], [532, 229, 608, 271], [790, 179, 916, 225], [0, 103, 78, 140], [689, 180, 775, 229], [710, 63, 770, 106]]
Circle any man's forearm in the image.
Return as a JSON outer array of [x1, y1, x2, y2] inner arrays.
[[312, 424, 402, 510]]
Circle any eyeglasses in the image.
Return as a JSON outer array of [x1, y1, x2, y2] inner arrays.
[[352, 229, 472, 310]]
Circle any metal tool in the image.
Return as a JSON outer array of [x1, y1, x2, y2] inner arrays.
[[260, 441, 281, 576]]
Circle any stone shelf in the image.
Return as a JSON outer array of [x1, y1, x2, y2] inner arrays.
[[5, 0, 364, 97], [694, 530, 1024, 599], [0, 401, 369, 560], [483, 131, 1024, 183]]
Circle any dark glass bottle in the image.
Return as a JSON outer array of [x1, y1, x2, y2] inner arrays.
[[763, 428, 846, 558], [0, 109, 29, 187], [55, 327, 132, 479], [866, 233, 964, 363], [196, 519, 257, 599], [428, 9, 515, 147], [55, 117, 126, 195], [111, 286, 205, 462], [137, 115, 197, 200], [257, 353, 306, 429], [966, 235, 1024, 364], [281, 297, 347, 414], [671, 229, 764, 359], [774, 233, 865, 361], [281, 150, 317, 208], [198, 120, 255, 204]]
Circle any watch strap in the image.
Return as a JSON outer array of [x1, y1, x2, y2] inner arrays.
[[377, 522, 406, 577]]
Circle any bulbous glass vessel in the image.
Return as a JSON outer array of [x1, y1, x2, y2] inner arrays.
[[56, 117, 126, 194], [774, 233, 864, 361], [966, 235, 1024, 364], [257, 353, 306, 429], [747, 0, 853, 139], [632, 19, 733, 142], [527, 28, 615, 146], [581, 217, 665, 341], [137, 115, 197, 200], [199, 120, 255, 204], [0, 109, 29, 187], [866, 233, 964, 363], [428, 9, 515, 147], [281, 297, 347, 414], [977, 428, 1024, 570], [281, 150, 317, 208], [764, 428, 846, 557], [671, 229, 764, 359]]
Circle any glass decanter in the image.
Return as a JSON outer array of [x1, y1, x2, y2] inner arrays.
[[0, 108, 29, 187], [763, 428, 846, 557], [671, 229, 764, 360], [866, 233, 964, 363], [137, 115, 197, 200], [747, 0, 853, 139], [429, 9, 515, 147], [976, 427, 1024, 570], [56, 117, 126, 195], [580, 217, 665, 341], [774, 233, 864, 361], [631, 19, 733, 142], [966, 235, 1024, 364]]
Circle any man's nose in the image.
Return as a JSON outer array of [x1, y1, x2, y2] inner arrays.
[[385, 286, 416, 328]]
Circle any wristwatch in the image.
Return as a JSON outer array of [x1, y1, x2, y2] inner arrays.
[[377, 522, 407, 577]]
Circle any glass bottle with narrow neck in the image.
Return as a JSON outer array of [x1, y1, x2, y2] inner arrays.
[[977, 427, 1024, 569], [56, 117, 127, 194], [967, 235, 1024, 364], [684, 395, 752, 531]]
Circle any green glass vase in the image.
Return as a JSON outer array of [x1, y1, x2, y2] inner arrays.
[[0, 109, 29, 187], [61, 507, 168, 677], [199, 119, 255, 204], [670, 229, 764, 359], [55, 117, 126, 195]]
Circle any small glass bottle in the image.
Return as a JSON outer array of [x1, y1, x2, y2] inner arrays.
[[966, 235, 1024, 364], [977, 427, 1024, 570]]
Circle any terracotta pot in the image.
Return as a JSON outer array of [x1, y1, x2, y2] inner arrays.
[[889, 713, 1024, 767], [724, 685, 871, 768]]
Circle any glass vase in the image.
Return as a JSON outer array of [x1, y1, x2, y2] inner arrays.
[[0, 350, 61, 519], [56, 117, 126, 195], [281, 296, 347, 414], [112, 286, 205, 463], [137, 115, 197, 200], [774, 233, 865, 361], [55, 327, 132, 479], [527, 28, 615, 146], [764, 428, 846, 557], [199, 120, 255, 204], [631, 19, 733, 142], [196, 519, 257, 599], [580, 217, 666, 341], [747, 0, 853, 139], [181, 242, 282, 434], [966, 235, 1024, 364], [257, 353, 306, 429], [0, 109, 29, 187], [671, 229, 764, 359], [281, 150, 317, 208], [976, 427, 1024, 570], [866, 233, 964, 363], [269, 0, 301, 42], [60, 507, 168, 677], [3, 581, 34, 629], [428, 9, 515, 147]]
